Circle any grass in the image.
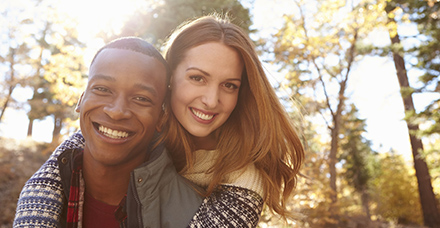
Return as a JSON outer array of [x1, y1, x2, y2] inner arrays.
[[0, 137, 52, 228]]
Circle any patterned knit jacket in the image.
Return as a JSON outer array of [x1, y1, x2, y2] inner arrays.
[[13, 132, 264, 227]]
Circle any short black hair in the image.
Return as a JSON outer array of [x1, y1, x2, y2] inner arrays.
[[90, 37, 170, 81]]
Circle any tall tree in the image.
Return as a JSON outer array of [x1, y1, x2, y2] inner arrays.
[[411, 0, 440, 137], [100, 0, 252, 46], [24, 0, 86, 142], [385, 1, 440, 226], [0, 0, 85, 141], [340, 104, 376, 222], [41, 43, 86, 142], [0, 2, 33, 123], [272, 0, 386, 225]]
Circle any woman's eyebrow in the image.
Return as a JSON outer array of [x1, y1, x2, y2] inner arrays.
[[186, 67, 210, 76]]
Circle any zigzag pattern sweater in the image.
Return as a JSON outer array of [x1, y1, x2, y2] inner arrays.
[[13, 132, 264, 227]]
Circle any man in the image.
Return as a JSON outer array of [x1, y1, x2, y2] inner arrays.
[[14, 37, 202, 228]]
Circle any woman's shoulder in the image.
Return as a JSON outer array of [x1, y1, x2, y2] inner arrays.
[[225, 163, 265, 197], [184, 149, 265, 197]]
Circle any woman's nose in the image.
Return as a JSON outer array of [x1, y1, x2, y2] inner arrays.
[[201, 87, 219, 109]]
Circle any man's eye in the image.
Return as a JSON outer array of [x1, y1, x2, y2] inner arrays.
[[93, 87, 110, 93], [135, 96, 153, 104]]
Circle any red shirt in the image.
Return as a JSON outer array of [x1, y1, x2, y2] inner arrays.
[[83, 192, 120, 228]]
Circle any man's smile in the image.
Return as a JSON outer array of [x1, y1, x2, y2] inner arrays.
[[94, 123, 131, 139]]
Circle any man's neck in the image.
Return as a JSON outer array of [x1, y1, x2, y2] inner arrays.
[[82, 151, 147, 206]]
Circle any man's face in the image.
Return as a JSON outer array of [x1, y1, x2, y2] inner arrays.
[[76, 48, 166, 168]]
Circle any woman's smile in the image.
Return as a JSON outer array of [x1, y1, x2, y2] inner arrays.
[[190, 107, 216, 122]]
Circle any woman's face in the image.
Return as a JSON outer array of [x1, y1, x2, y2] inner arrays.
[[170, 42, 244, 148]]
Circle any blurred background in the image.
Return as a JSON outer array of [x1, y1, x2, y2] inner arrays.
[[0, 0, 439, 227]]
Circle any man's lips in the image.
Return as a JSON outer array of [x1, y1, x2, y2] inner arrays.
[[93, 123, 131, 139]]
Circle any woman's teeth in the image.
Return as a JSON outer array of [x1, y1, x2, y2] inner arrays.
[[98, 125, 129, 139], [191, 108, 214, 120]]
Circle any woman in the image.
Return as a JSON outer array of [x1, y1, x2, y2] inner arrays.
[[160, 14, 305, 225]]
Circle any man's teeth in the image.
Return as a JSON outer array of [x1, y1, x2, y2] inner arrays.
[[192, 109, 214, 120], [98, 125, 129, 139]]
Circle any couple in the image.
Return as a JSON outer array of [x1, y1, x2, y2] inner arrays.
[[14, 15, 305, 227]]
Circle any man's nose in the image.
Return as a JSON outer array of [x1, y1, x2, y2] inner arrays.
[[103, 96, 131, 120]]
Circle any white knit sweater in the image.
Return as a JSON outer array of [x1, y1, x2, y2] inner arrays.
[[183, 149, 265, 197]]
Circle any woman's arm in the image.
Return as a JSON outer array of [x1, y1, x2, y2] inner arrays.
[[13, 132, 85, 227], [187, 185, 263, 228]]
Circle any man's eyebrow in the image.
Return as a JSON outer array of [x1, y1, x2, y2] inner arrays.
[[90, 74, 157, 96], [134, 83, 157, 96], [186, 67, 210, 76], [90, 74, 116, 82]]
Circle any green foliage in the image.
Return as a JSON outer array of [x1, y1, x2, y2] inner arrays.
[[0, 2, 35, 123], [386, 0, 440, 138], [269, 0, 436, 226], [399, 86, 415, 99], [424, 138, 440, 197], [24, 0, 86, 142], [340, 104, 376, 194], [103, 0, 252, 47], [271, 3, 389, 226], [0, 0, 88, 142], [370, 152, 424, 225], [272, 0, 388, 117]]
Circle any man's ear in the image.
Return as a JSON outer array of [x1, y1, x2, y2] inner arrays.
[[75, 92, 84, 113]]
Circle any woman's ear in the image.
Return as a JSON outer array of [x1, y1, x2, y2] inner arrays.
[[168, 75, 174, 90], [75, 92, 84, 113]]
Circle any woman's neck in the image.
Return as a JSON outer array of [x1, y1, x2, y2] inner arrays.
[[190, 133, 217, 150]]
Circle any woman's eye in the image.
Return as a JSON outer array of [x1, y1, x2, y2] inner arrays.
[[224, 83, 239, 90], [189, 75, 204, 82]]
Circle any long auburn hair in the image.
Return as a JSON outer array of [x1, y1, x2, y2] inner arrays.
[[159, 15, 305, 218]]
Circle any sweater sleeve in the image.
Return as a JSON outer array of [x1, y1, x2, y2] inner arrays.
[[183, 150, 265, 227], [186, 185, 264, 228], [13, 132, 85, 228]]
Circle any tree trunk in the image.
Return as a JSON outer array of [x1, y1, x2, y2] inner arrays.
[[27, 118, 34, 137], [0, 48, 17, 123], [0, 85, 14, 123], [390, 30, 440, 228], [329, 124, 338, 203], [327, 125, 339, 228], [361, 188, 371, 222], [52, 115, 62, 143], [326, 29, 357, 228]]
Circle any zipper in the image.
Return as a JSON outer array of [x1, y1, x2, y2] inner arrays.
[[129, 172, 143, 228]]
